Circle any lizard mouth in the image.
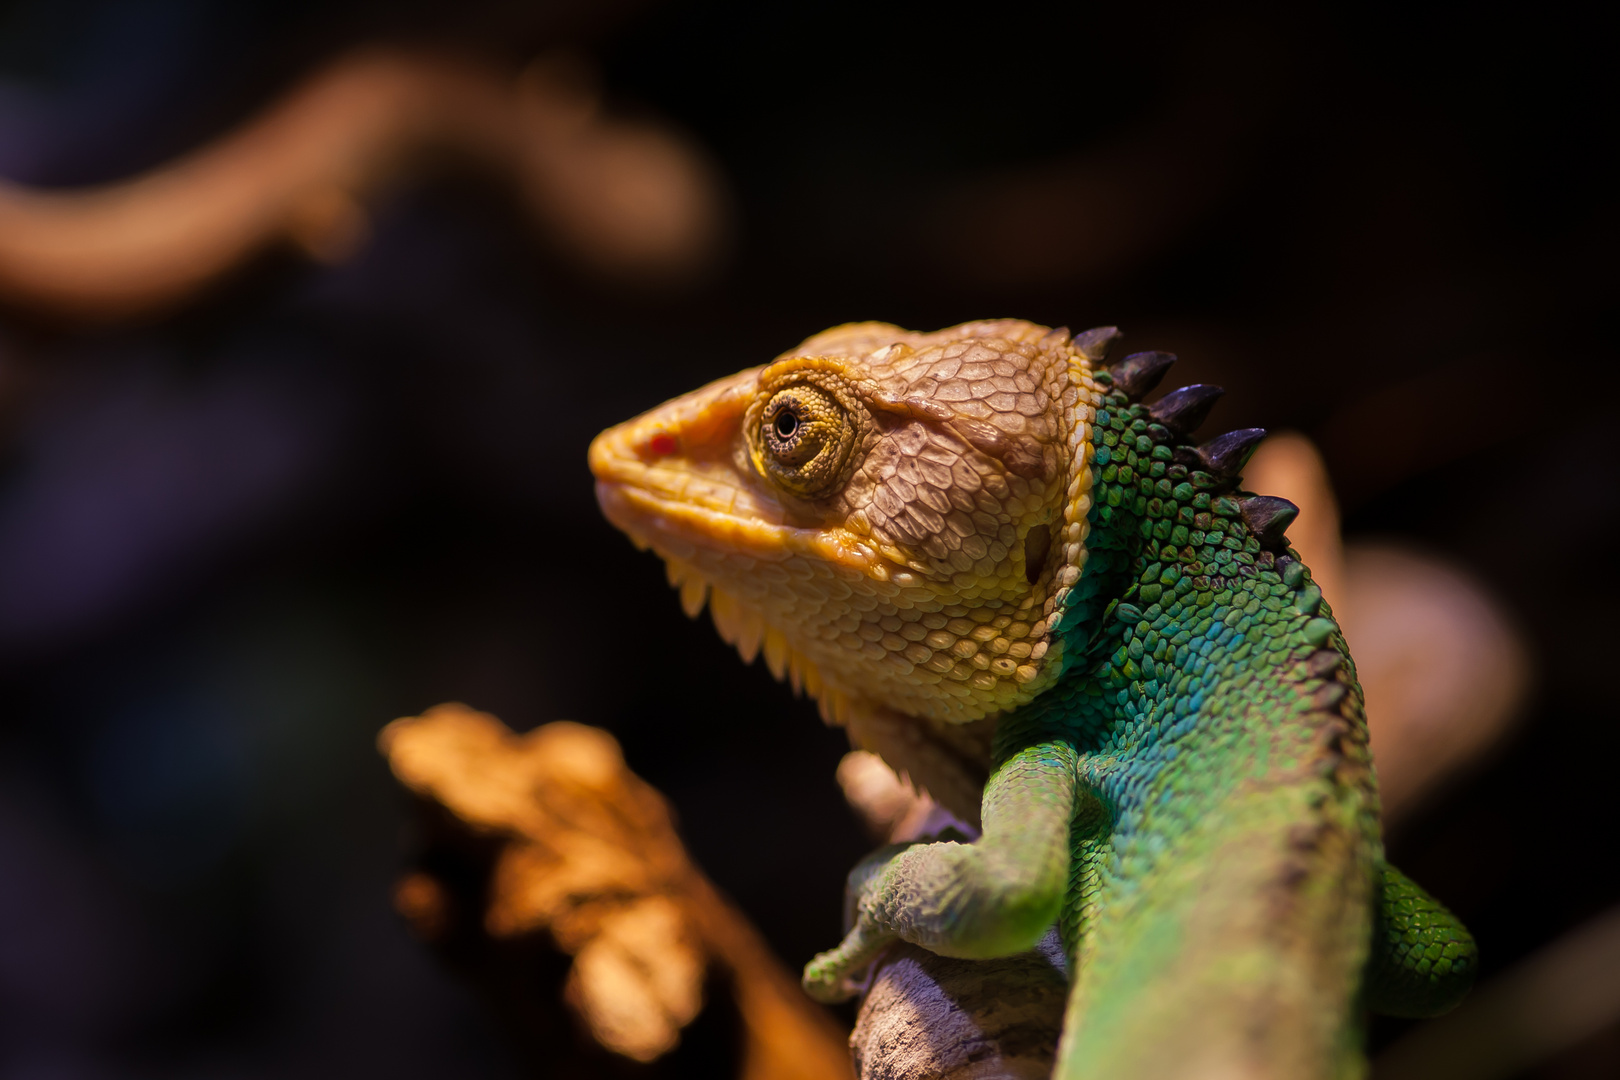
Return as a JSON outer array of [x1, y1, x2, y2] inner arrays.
[[587, 368, 889, 576], [587, 368, 798, 561]]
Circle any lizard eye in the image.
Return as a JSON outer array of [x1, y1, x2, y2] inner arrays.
[[754, 384, 856, 498]]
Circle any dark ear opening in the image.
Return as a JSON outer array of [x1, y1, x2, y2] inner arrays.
[[1023, 524, 1052, 585]]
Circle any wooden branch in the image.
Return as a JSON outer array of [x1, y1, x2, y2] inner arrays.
[[852, 940, 1068, 1080]]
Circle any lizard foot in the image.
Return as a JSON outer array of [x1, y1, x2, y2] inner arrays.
[[802, 840, 917, 1003], [803, 923, 898, 1004], [803, 825, 1063, 1003]]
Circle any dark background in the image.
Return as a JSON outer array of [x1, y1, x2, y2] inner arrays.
[[0, 1, 1613, 1076]]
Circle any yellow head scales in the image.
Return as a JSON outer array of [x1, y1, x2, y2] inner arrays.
[[590, 320, 1105, 809]]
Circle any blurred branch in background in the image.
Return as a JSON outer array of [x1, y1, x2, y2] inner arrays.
[[1242, 433, 1531, 825], [380, 704, 852, 1080], [0, 47, 728, 323]]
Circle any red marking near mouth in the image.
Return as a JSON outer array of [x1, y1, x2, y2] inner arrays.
[[645, 432, 679, 456]]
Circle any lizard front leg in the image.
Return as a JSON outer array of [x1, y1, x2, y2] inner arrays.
[[803, 739, 1078, 1003]]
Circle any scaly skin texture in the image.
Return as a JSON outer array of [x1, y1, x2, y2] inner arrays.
[[590, 321, 1476, 1078]]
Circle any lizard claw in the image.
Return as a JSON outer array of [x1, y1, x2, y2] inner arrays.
[[802, 927, 893, 1003], [801, 839, 920, 1002]]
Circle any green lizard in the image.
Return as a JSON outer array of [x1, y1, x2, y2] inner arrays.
[[589, 320, 1475, 1078]]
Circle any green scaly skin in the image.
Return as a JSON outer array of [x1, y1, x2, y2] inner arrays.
[[590, 321, 1477, 1078], [804, 376, 1476, 1077]]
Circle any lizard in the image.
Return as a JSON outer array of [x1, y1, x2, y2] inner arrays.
[[588, 319, 1476, 1078]]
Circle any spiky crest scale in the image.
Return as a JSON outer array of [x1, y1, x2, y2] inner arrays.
[[1147, 383, 1226, 433]]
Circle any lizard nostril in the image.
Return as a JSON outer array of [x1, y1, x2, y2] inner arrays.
[[644, 431, 679, 457]]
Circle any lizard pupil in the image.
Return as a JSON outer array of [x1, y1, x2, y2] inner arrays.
[[751, 382, 854, 498]]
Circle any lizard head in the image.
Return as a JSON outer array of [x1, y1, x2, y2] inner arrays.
[[590, 320, 1106, 741]]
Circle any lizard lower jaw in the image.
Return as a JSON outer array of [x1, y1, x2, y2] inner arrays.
[[591, 414, 890, 576], [593, 479, 799, 563], [595, 478, 900, 586]]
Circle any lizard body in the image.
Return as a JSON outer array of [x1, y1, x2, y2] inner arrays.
[[590, 320, 1474, 1078]]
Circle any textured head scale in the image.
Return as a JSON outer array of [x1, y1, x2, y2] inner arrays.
[[590, 320, 1110, 753]]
